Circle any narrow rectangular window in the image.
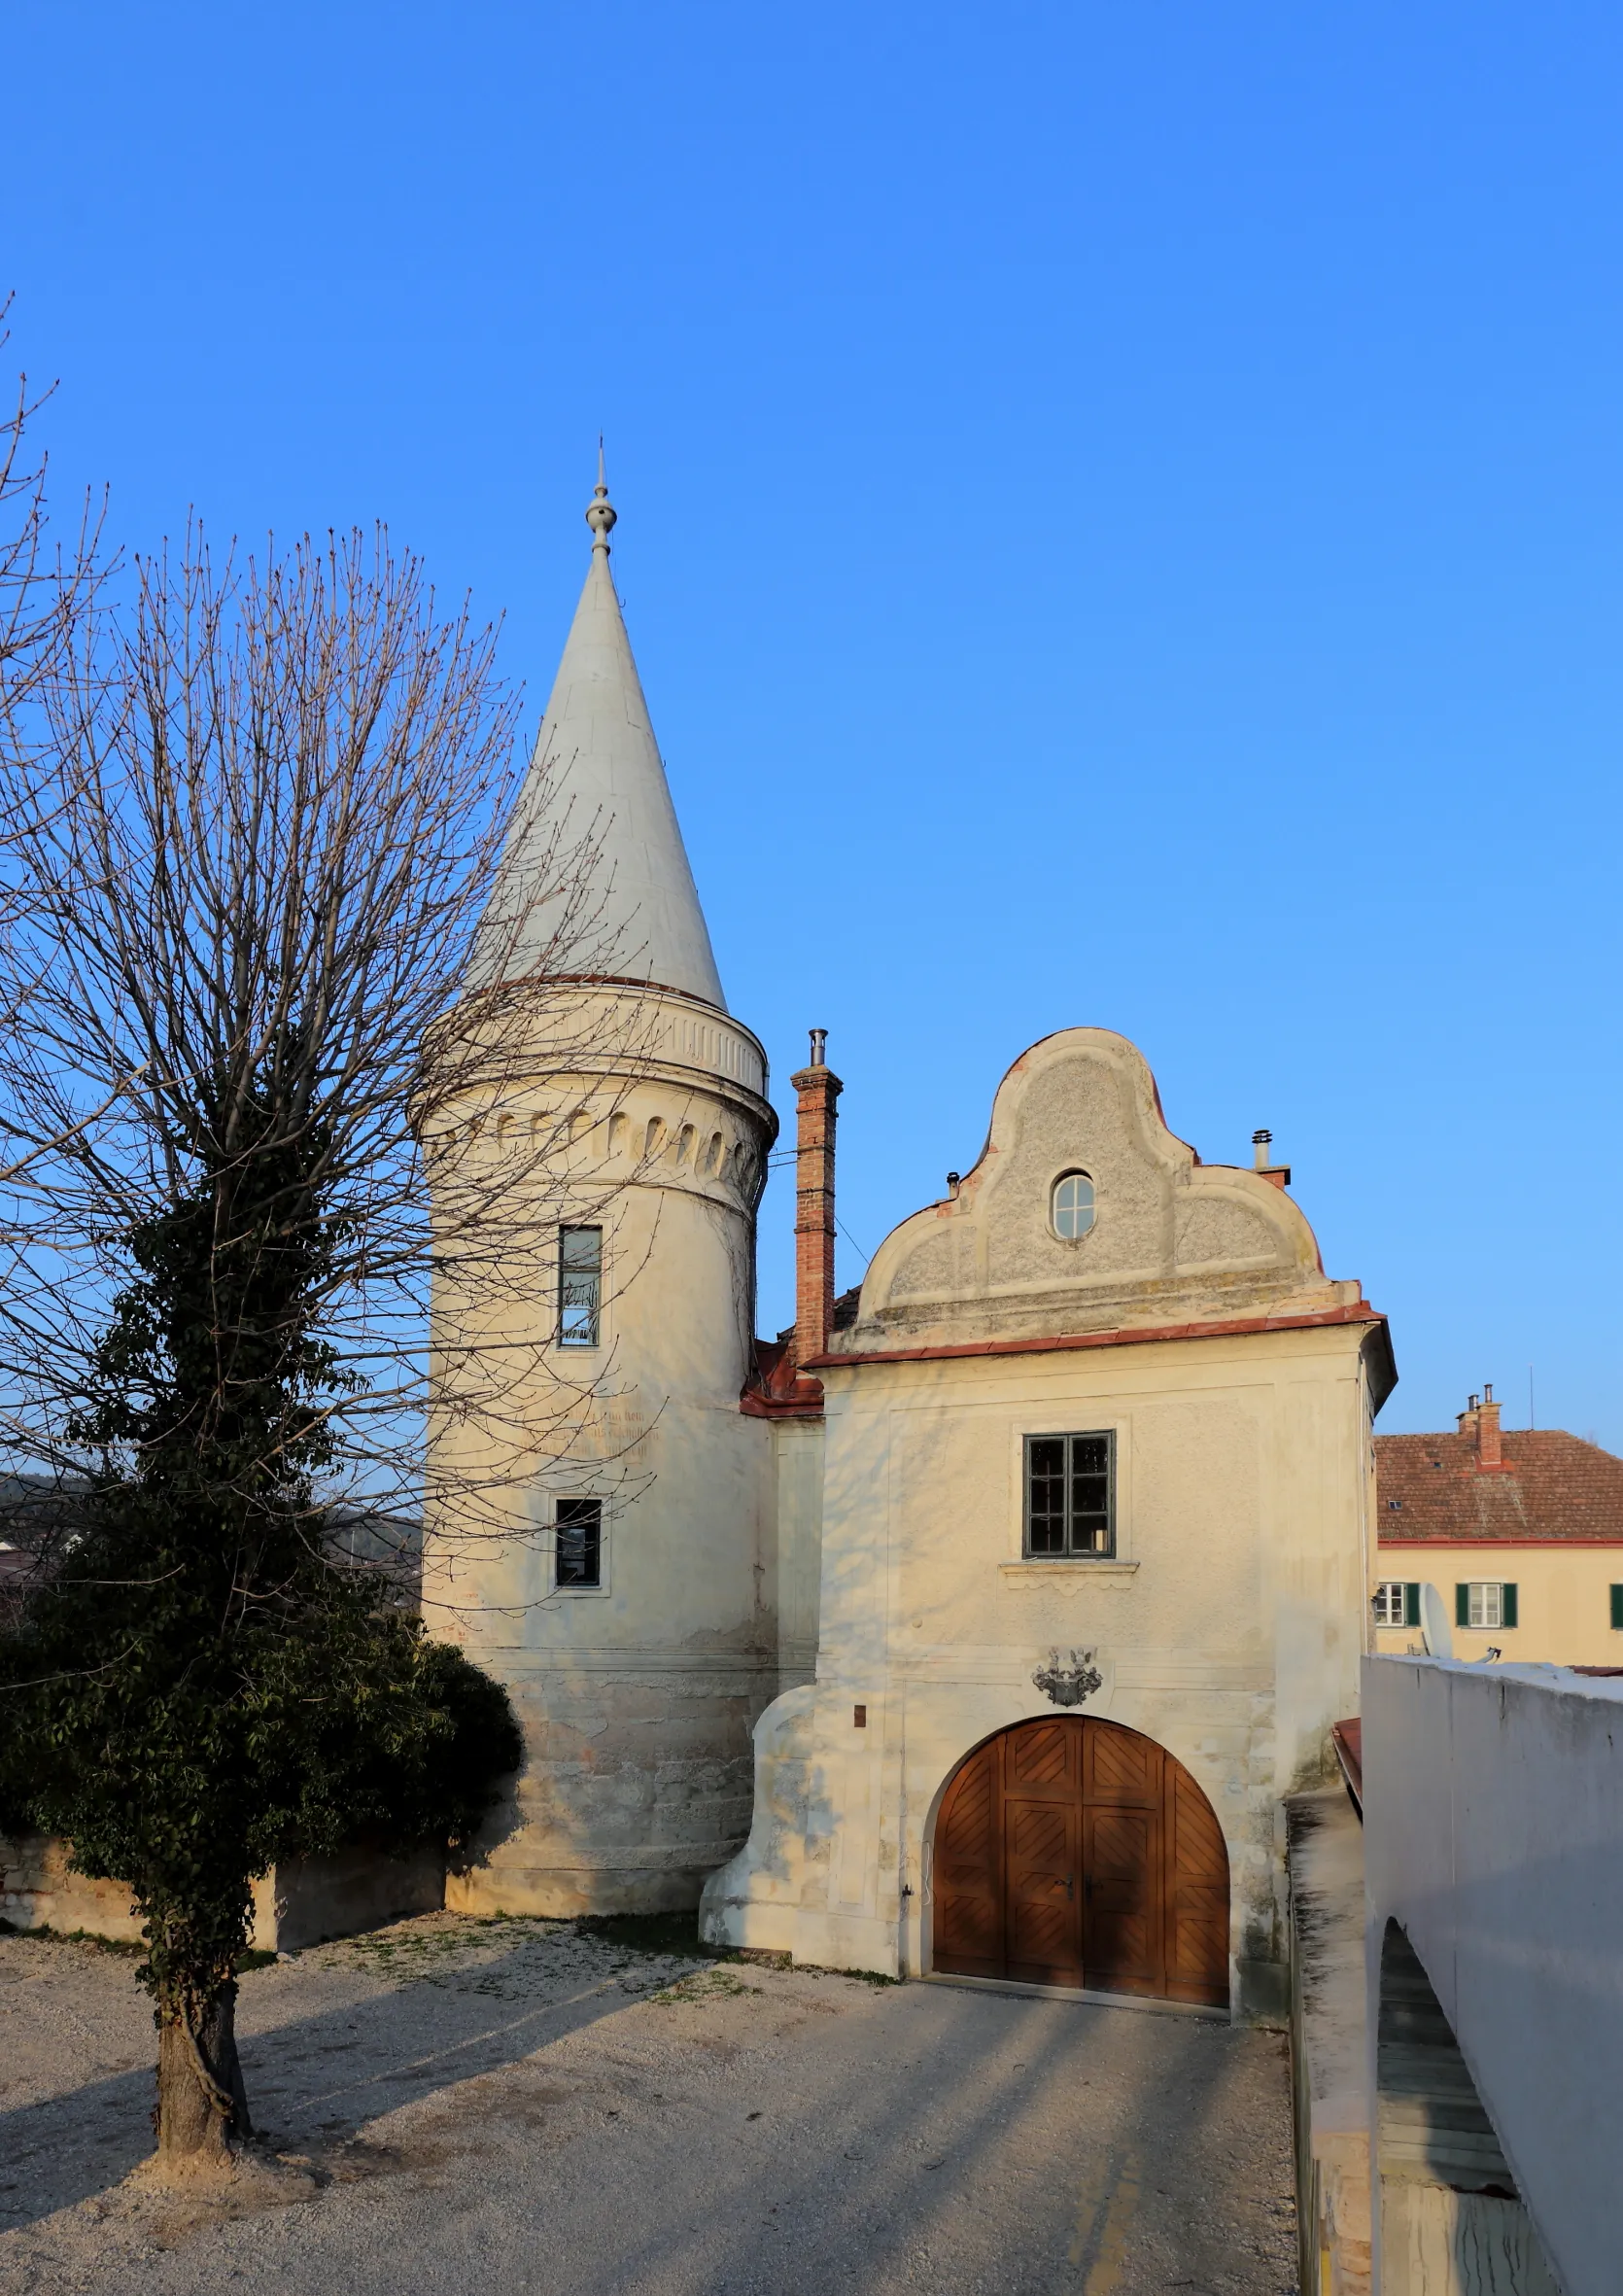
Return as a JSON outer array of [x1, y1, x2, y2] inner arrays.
[[558, 1226, 602, 1347], [555, 1497, 603, 1588], [1611, 1585, 1623, 1631], [1023, 1432, 1115, 1558], [1466, 1582, 1505, 1630]]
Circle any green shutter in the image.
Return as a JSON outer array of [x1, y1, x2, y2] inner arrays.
[[1404, 1583, 1421, 1628], [1502, 1583, 1518, 1629], [1611, 1585, 1623, 1632], [1456, 1583, 1470, 1628]]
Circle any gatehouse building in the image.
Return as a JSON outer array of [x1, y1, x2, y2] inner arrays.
[[424, 475, 1396, 2020]]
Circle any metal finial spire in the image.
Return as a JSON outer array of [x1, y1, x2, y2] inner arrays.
[[586, 436, 617, 552]]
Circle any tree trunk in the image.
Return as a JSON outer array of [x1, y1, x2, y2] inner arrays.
[[155, 1979, 252, 2169]]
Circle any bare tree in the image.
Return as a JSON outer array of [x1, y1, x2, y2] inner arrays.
[[0, 293, 104, 748], [0, 522, 656, 2174]]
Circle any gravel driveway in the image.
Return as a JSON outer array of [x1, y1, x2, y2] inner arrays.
[[0, 1915, 1298, 2294]]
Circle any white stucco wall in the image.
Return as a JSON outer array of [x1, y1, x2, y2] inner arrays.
[[424, 990, 784, 1915], [1363, 1655, 1623, 2296], [706, 1320, 1376, 2005], [704, 1028, 1384, 2008]]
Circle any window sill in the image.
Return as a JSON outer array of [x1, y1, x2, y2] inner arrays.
[[999, 1559, 1139, 1583]]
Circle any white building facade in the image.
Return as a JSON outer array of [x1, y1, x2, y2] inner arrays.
[[427, 479, 1395, 2016]]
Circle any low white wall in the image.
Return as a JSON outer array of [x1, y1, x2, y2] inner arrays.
[[1, 1833, 443, 1952], [1363, 1655, 1623, 2296]]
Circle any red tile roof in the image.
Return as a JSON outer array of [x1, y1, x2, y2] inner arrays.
[[1375, 1430, 1623, 1546]]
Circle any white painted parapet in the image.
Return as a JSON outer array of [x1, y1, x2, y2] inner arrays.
[[1364, 1654, 1623, 2295]]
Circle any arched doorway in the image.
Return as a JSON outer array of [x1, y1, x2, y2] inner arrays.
[[931, 1716, 1229, 2007]]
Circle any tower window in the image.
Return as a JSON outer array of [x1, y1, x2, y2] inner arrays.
[[555, 1498, 603, 1589], [558, 1226, 603, 1347], [1051, 1171, 1096, 1240], [1024, 1431, 1115, 1557]]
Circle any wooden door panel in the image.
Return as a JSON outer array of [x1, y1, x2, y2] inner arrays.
[[933, 1741, 1003, 1977], [1005, 1795, 1080, 1984], [1006, 1720, 1078, 1798], [1083, 1799, 1161, 1995], [1165, 1759, 1230, 2005], [1085, 1721, 1160, 1806]]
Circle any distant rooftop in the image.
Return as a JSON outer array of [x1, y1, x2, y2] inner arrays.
[[1376, 1427, 1623, 1545]]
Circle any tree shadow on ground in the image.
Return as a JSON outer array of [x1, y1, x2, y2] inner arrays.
[[1, 1936, 1293, 2295], [0, 1923, 696, 2233]]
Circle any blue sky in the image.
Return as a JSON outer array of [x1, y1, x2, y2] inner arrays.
[[9, 2, 1622, 1440]]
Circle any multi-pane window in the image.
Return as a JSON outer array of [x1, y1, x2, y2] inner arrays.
[[558, 1226, 603, 1347], [1051, 1171, 1096, 1240], [1025, 1432, 1114, 1557], [555, 1498, 603, 1588], [1372, 1581, 1419, 1628], [1456, 1581, 1517, 1630]]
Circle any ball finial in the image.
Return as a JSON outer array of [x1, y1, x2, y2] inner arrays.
[[586, 437, 617, 550]]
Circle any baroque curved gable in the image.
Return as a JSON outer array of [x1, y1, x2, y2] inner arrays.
[[833, 1028, 1360, 1350]]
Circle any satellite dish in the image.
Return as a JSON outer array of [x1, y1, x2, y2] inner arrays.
[[1419, 1583, 1453, 1660]]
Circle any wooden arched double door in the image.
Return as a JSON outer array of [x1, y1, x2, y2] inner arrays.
[[931, 1717, 1229, 2007]]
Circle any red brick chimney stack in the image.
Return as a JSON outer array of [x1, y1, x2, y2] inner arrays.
[[790, 1028, 842, 1367], [1476, 1383, 1502, 1469], [1252, 1129, 1293, 1190], [1457, 1387, 1505, 1469]]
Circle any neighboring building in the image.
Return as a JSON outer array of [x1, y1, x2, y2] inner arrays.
[[1373, 1392, 1623, 1665], [424, 473, 1398, 2016]]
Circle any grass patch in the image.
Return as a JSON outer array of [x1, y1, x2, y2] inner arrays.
[[318, 1910, 572, 1977], [0, 1920, 279, 1973], [1, 1922, 145, 1955], [651, 1966, 762, 2004]]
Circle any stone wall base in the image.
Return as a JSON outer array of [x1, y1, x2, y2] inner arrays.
[[447, 1861, 717, 1919], [1, 1834, 443, 1952]]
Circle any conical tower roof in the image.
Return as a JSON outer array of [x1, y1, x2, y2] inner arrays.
[[472, 462, 727, 1009]]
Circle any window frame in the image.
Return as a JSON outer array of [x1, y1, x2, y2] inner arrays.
[[557, 1224, 604, 1350], [1456, 1580, 1516, 1631], [1372, 1581, 1420, 1629], [552, 1495, 606, 1594], [1050, 1169, 1097, 1242], [1022, 1430, 1116, 1559]]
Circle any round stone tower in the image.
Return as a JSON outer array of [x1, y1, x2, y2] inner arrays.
[[426, 466, 779, 1914]]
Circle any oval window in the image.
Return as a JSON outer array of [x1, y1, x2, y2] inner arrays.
[[1052, 1171, 1095, 1240]]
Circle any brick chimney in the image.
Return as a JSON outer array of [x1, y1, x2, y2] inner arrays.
[[1457, 1387, 1504, 1469], [1476, 1382, 1502, 1469], [1251, 1129, 1292, 1190], [790, 1028, 842, 1366]]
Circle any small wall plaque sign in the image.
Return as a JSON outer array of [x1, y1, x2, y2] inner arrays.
[[1032, 1648, 1102, 1709]]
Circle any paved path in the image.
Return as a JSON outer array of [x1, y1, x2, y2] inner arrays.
[[0, 1918, 1298, 2295]]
